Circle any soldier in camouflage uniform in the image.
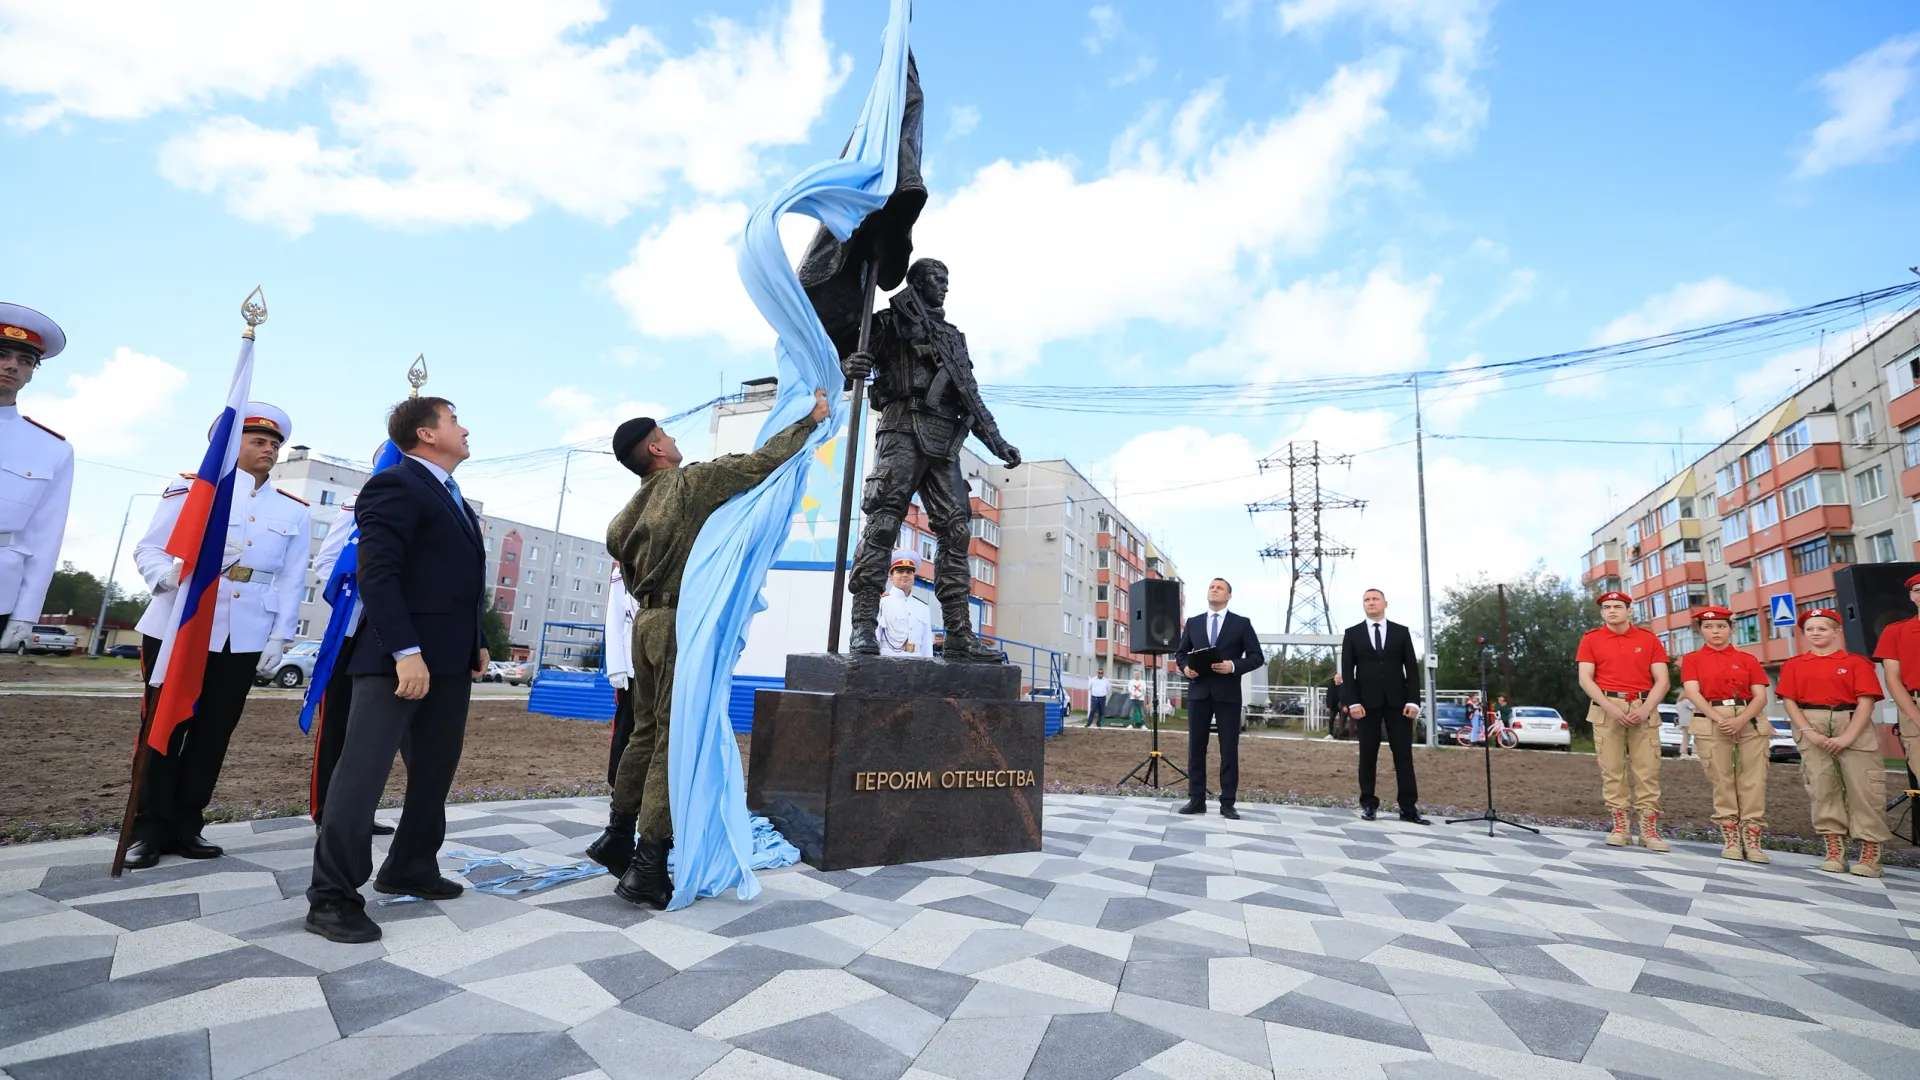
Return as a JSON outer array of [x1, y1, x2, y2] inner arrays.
[[588, 390, 829, 909], [843, 259, 1019, 661]]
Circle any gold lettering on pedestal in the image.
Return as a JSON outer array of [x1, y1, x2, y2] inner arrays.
[[854, 768, 1036, 791]]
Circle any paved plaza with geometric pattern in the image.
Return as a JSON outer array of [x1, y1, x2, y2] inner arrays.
[[0, 793, 1915, 1079]]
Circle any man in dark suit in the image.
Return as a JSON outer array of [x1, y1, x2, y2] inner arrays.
[[306, 396, 488, 943], [1173, 578, 1263, 819], [1340, 588, 1428, 825]]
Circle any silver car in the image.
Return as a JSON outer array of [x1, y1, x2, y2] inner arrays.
[[255, 639, 320, 688]]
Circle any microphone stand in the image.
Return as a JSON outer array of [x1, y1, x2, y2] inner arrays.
[[1119, 662, 1187, 790], [1446, 644, 1537, 837]]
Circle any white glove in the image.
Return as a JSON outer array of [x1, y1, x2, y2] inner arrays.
[[153, 560, 183, 595], [0, 620, 29, 651], [256, 638, 286, 676], [608, 673, 630, 691]]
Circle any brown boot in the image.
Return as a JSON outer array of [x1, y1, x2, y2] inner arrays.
[[1849, 840, 1884, 879], [1818, 834, 1847, 873], [1718, 823, 1744, 861], [1638, 810, 1669, 853], [1605, 808, 1630, 847], [1741, 822, 1769, 865]]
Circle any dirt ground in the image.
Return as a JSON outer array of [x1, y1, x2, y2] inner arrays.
[[2, 693, 1913, 855]]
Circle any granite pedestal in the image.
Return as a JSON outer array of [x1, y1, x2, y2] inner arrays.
[[747, 652, 1045, 871]]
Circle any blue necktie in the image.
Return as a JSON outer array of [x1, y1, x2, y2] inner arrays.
[[444, 476, 464, 509], [1209, 612, 1219, 647]]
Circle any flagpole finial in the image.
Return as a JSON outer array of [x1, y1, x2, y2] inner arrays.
[[240, 286, 268, 339], [408, 353, 428, 397]]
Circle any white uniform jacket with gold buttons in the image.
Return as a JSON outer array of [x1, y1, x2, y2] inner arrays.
[[133, 475, 311, 651], [0, 406, 74, 622], [877, 584, 934, 659]]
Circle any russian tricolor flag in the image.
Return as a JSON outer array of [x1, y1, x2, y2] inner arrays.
[[145, 333, 255, 753]]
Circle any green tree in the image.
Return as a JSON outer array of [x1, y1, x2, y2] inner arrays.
[[1435, 568, 1597, 738], [40, 563, 150, 630], [482, 599, 511, 659]]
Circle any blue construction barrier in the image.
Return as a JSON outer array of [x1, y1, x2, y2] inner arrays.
[[527, 669, 616, 721], [1042, 700, 1065, 737], [729, 675, 785, 734]]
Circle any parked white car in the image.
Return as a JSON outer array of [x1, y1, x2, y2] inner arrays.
[[1507, 705, 1570, 748], [13, 624, 77, 656]]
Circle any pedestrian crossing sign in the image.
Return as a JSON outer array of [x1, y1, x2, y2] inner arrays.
[[1769, 593, 1796, 626]]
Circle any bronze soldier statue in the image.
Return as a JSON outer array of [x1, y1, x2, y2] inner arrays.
[[841, 259, 1019, 661]]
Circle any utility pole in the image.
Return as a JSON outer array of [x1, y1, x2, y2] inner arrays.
[[1413, 375, 1438, 746], [1497, 582, 1513, 699], [553, 448, 574, 536], [92, 493, 156, 654], [1249, 441, 1365, 685]]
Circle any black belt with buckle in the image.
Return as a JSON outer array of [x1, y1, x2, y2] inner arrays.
[[637, 591, 677, 610], [1709, 698, 1750, 707], [1602, 690, 1643, 702]]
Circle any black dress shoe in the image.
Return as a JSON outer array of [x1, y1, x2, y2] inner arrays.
[[305, 901, 381, 943], [1176, 802, 1206, 815], [122, 837, 163, 870], [1219, 804, 1241, 820], [171, 834, 223, 859], [1399, 812, 1432, 826], [614, 838, 674, 909], [373, 875, 464, 901], [371, 822, 396, 836], [1360, 806, 1377, 821]]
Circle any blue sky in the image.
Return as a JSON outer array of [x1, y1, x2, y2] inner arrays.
[[3, 1, 1918, 630]]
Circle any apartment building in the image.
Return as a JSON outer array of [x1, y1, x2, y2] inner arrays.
[[270, 448, 615, 660], [1583, 308, 1920, 666]]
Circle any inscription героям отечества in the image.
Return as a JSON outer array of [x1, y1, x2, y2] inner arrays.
[[852, 769, 1037, 791]]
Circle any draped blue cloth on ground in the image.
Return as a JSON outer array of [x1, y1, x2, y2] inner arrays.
[[666, 0, 915, 909], [298, 440, 405, 734]]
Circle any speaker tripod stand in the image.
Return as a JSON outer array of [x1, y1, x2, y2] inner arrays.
[[1118, 670, 1187, 791], [1447, 642, 1537, 837]]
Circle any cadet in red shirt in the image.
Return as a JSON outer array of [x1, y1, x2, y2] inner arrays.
[[1575, 591, 1672, 851], [1778, 609, 1890, 877], [1870, 572, 1920, 798], [1678, 607, 1773, 863]]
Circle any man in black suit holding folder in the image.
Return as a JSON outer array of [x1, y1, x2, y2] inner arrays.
[[1174, 578, 1264, 819], [1340, 588, 1428, 824]]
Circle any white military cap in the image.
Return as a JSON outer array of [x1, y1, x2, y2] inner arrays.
[[209, 401, 292, 443], [890, 548, 918, 570], [0, 303, 66, 359]]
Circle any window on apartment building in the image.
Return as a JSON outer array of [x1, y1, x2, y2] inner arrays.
[[1648, 593, 1667, 618], [981, 601, 994, 627], [1734, 613, 1761, 645], [1097, 550, 1108, 569], [504, 551, 517, 563], [1710, 583, 1728, 606], [518, 619, 529, 631], [568, 601, 580, 614], [1905, 426, 1920, 470], [1745, 442, 1773, 477], [596, 559, 606, 574], [571, 579, 582, 592], [1748, 496, 1780, 530], [304, 586, 316, 604], [1716, 461, 1745, 494], [1754, 549, 1788, 586], [1063, 534, 1075, 559], [1667, 585, 1688, 612], [1886, 345, 1920, 399], [589, 605, 601, 618], [529, 546, 540, 562], [1097, 584, 1109, 602], [1063, 496, 1075, 523], [549, 574, 559, 587], [1868, 531, 1898, 563], [1062, 572, 1074, 597], [1723, 507, 1749, 542], [1777, 419, 1812, 458], [898, 525, 915, 551], [1626, 560, 1643, 586], [311, 522, 329, 540], [1626, 521, 1641, 547], [521, 593, 533, 609], [1096, 620, 1107, 640], [1855, 465, 1887, 504], [1657, 499, 1683, 528], [1662, 540, 1685, 567], [918, 533, 938, 561], [1705, 537, 1722, 564], [1063, 612, 1073, 635], [968, 556, 995, 585], [318, 490, 335, 506], [296, 619, 310, 637], [574, 556, 584, 569], [594, 582, 602, 595], [1632, 600, 1649, 622], [500, 575, 514, 587], [1846, 406, 1877, 447], [969, 517, 1000, 546], [485, 534, 494, 550], [1116, 587, 1129, 613], [1645, 550, 1662, 576], [547, 598, 556, 611], [1098, 512, 1111, 533], [1791, 535, 1853, 576]]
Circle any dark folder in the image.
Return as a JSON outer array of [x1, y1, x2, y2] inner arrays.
[[1183, 646, 1224, 670]]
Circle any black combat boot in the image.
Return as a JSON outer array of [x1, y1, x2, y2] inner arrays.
[[849, 592, 882, 655], [586, 809, 637, 877], [614, 836, 674, 910], [940, 600, 1006, 662]]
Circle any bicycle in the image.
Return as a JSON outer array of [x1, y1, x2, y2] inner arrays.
[[1456, 711, 1519, 750]]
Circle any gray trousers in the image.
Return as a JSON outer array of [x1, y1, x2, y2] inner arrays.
[[307, 673, 470, 908]]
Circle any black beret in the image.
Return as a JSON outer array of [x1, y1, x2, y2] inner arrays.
[[613, 417, 659, 476]]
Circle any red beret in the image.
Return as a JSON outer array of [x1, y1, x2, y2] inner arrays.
[[1595, 590, 1631, 606], [1691, 606, 1733, 622], [1906, 573, 1920, 590], [1799, 607, 1841, 627]]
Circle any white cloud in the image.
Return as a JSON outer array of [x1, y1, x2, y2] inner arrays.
[[1461, 267, 1535, 333], [2, 0, 845, 234], [1277, 0, 1492, 147], [1595, 277, 1783, 345], [946, 105, 982, 140], [1423, 354, 1495, 425], [542, 385, 671, 445], [1110, 56, 1158, 88], [1084, 5, 1124, 54], [28, 347, 189, 455], [605, 199, 824, 351], [913, 64, 1396, 376], [1189, 265, 1436, 382], [1795, 32, 1920, 178]]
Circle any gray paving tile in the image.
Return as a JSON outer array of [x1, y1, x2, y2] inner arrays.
[[540, 893, 656, 929], [1025, 1012, 1181, 1080], [1117, 958, 1211, 1008], [577, 948, 677, 1002], [622, 971, 775, 1030], [734, 1013, 913, 1080], [711, 899, 849, 938], [1630, 971, 1810, 1021], [1800, 1028, 1920, 1080], [688, 941, 832, 974], [568, 1007, 731, 1080], [1098, 898, 1187, 932], [394, 1032, 598, 1080], [207, 1005, 338, 1080], [0, 945, 314, 1048], [832, 992, 944, 1060], [318, 959, 461, 1035], [1476, 945, 1584, 984], [72, 894, 201, 931], [924, 895, 1030, 925], [1801, 971, 1920, 1026], [0, 958, 111, 1010], [1247, 945, 1395, 995], [1035, 945, 1125, 986], [7, 1028, 210, 1080], [1581, 1032, 1771, 1080], [1478, 987, 1606, 1061], [844, 955, 978, 1020], [1388, 892, 1463, 922], [1253, 992, 1428, 1051]]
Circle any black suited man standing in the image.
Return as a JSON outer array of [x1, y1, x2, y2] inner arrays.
[[1174, 578, 1263, 819], [306, 396, 488, 944], [1340, 588, 1428, 824]]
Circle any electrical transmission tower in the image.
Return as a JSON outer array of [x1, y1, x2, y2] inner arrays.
[[1249, 441, 1365, 685]]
